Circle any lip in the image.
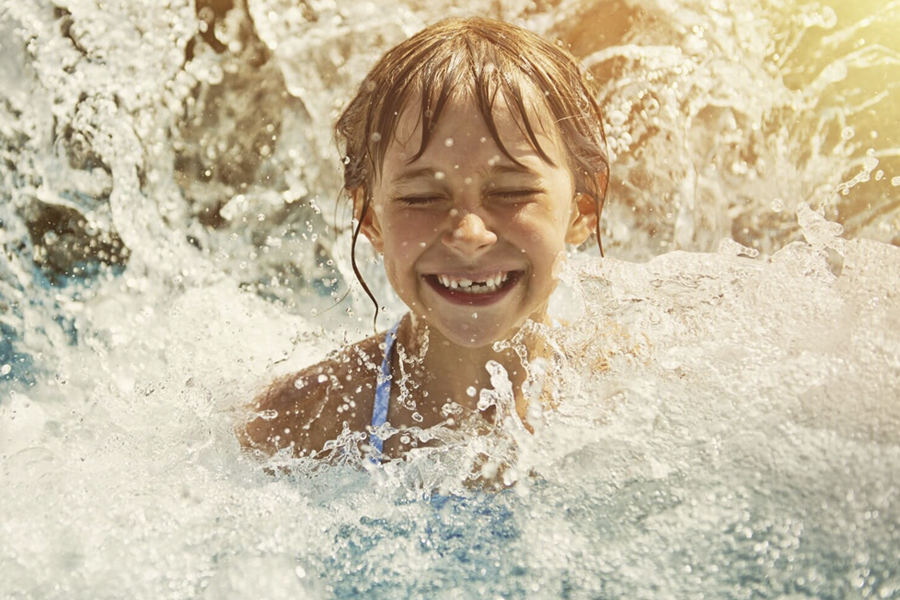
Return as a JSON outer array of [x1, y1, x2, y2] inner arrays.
[[423, 270, 523, 306]]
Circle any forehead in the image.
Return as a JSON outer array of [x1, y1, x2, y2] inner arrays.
[[383, 88, 566, 173]]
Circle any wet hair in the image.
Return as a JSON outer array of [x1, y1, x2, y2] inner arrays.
[[335, 16, 610, 324]]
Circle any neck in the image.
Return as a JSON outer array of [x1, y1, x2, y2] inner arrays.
[[394, 313, 551, 418]]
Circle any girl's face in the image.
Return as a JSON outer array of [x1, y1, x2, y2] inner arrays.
[[361, 93, 597, 347]]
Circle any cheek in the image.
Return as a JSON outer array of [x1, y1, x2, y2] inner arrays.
[[511, 207, 569, 254], [381, 213, 442, 273], [385, 212, 444, 248]]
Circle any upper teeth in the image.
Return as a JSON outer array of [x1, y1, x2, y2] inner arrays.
[[437, 273, 509, 292]]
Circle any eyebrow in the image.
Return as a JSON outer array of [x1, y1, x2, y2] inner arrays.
[[392, 167, 440, 187], [487, 163, 537, 177], [392, 161, 538, 188]]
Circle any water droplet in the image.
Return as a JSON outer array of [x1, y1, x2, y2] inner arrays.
[[444, 137, 454, 147], [841, 127, 855, 140], [370, 132, 382, 142], [434, 171, 445, 180], [0, 364, 10, 376], [466, 386, 477, 397], [771, 198, 784, 213], [609, 109, 627, 127], [892, 177, 900, 187], [317, 374, 328, 383]]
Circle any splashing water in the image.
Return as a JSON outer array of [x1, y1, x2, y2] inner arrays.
[[1, 0, 899, 598]]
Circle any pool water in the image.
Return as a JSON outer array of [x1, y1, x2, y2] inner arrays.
[[1, 0, 899, 598]]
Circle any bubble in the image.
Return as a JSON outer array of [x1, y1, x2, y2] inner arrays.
[[841, 127, 855, 140], [0, 364, 10, 376]]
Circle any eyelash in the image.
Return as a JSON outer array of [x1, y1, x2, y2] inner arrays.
[[491, 189, 541, 202], [398, 195, 445, 206]]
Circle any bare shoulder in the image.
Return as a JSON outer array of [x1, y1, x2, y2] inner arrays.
[[239, 334, 384, 458]]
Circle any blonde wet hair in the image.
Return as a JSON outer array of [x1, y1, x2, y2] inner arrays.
[[335, 16, 610, 318]]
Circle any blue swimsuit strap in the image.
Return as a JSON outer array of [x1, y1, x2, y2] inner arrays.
[[369, 320, 401, 459]]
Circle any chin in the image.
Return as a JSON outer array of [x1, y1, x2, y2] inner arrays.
[[427, 317, 520, 349]]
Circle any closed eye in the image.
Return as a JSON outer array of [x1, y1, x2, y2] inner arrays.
[[395, 195, 447, 206], [488, 189, 543, 203]]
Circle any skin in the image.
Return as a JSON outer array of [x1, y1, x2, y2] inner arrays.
[[241, 91, 600, 461]]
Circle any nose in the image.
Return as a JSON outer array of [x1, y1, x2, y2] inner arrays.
[[442, 211, 498, 254]]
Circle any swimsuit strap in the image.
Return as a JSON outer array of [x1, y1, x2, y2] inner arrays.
[[369, 320, 401, 459]]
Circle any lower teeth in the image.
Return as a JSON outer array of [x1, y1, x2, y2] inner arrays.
[[441, 278, 507, 294], [436, 274, 512, 293]]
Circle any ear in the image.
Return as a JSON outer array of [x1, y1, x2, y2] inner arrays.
[[565, 192, 600, 246], [353, 187, 384, 254]]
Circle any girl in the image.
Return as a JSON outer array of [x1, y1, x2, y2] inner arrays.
[[241, 16, 609, 464]]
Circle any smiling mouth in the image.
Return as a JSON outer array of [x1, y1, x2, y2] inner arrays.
[[424, 271, 522, 304]]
